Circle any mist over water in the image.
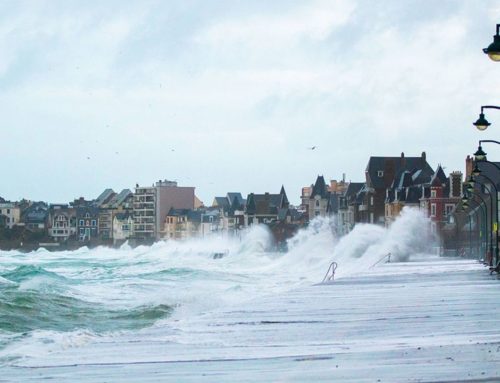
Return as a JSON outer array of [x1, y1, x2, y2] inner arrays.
[[0, 207, 434, 362]]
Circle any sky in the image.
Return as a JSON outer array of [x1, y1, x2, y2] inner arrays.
[[0, 0, 499, 205]]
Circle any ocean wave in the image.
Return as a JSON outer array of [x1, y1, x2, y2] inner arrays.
[[0, 287, 173, 335]]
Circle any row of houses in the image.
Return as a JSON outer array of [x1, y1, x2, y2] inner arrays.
[[1, 151, 478, 250], [299, 152, 464, 242]]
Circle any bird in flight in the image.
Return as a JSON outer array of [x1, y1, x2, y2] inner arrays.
[[308, 146, 317, 150]]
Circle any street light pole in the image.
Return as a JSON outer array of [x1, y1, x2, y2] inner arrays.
[[463, 192, 488, 261], [469, 170, 499, 267]]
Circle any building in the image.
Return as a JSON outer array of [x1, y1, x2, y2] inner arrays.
[[337, 182, 364, 235], [163, 208, 220, 240], [245, 186, 289, 225], [308, 176, 330, 220], [212, 192, 246, 236], [133, 180, 195, 241], [72, 198, 99, 242], [113, 212, 134, 245], [48, 204, 76, 242], [95, 189, 117, 241], [0, 202, 21, 229], [97, 189, 133, 242], [21, 201, 49, 230], [360, 152, 434, 225]]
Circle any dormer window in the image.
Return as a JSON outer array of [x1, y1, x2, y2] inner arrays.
[[378, 171, 384, 177]]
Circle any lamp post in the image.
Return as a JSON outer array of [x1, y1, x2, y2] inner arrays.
[[473, 106, 500, 131], [468, 170, 499, 267], [483, 24, 500, 61], [462, 192, 488, 260]]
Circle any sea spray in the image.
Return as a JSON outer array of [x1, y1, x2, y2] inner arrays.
[[0, 210, 437, 363], [330, 207, 435, 278]]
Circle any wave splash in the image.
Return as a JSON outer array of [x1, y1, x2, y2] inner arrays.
[[0, 207, 434, 359]]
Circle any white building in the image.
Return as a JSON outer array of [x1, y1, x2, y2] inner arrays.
[[0, 203, 21, 229]]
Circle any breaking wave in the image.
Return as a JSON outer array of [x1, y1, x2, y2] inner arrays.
[[0, 207, 434, 361]]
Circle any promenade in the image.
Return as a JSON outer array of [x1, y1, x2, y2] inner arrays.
[[3, 256, 499, 382]]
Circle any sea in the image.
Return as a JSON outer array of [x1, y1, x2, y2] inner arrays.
[[0, 208, 433, 366]]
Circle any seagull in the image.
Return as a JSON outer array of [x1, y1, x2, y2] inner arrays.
[[308, 146, 317, 150]]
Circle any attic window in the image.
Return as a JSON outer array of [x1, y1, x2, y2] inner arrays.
[[378, 171, 384, 177]]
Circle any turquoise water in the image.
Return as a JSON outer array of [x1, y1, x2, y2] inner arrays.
[[0, 212, 432, 367]]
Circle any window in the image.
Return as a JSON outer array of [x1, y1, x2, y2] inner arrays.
[[91, 220, 97, 226], [85, 213, 90, 218], [445, 204, 454, 217], [122, 225, 129, 231], [79, 228, 84, 234], [377, 171, 384, 177], [431, 190, 436, 198], [79, 219, 84, 226], [370, 196, 374, 206], [431, 203, 436, 217], [315, 200, 320, 207]]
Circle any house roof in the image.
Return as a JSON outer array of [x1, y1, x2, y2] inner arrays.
[[95, 189, 116, 207], [476, 161, 500, 188], [110, 189, 133, 208], [366, 153, 434, 189], [311, 176, 329, 198]]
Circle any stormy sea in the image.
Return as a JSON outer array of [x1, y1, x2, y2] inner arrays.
[[0, 208, 433, 366]]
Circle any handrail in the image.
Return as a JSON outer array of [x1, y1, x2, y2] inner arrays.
[[322, 261, 338, 283], [371, 253, 392, 268]]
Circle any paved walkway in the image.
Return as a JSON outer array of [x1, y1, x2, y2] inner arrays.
[[2, 257, 499, 382]]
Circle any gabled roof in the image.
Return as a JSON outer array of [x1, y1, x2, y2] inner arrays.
[[227, 193, 244, 206], [345, 182, 364, 198], [110, 189, 133, 208], [213, 197, 230, 209], [95, 189, 116, 207], [311, 176, 329, 198], [430, 165, 447, 187]]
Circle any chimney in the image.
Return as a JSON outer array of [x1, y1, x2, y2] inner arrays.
[[465, 155, 474, 178], [400, 152, 406, 168], [421, 151, 427, 167]]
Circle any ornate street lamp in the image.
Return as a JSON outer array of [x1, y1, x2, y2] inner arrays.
[[483, 24, 500, 61], [468, 172, 499, 268], [474, 145, 487, 161], [473, 106, 500, 131]]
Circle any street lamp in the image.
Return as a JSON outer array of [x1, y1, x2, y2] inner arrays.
[[473, 106, 500, 131], [483, 24, 500, 61], [468, 172, 499, 268], [463, 191, 489, 261]]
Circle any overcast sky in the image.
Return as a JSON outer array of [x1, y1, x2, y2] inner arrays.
[[1, 0, 499, 205]]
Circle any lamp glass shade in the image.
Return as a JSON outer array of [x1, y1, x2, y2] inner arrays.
[[473, 113, 491, 131], [472, 165, 482, 177], [484, 34, 500, 62], [474, 145, 487, 161]]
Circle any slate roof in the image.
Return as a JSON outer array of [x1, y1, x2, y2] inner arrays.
[[95, 189, 116, 207], [311, 176, 329, 198], [477, 161, 500, 188], [109, 189, 133, 208], [430, 165, 447, 187], [366, 154, 434, 189], [246, 187, 289, 216]]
